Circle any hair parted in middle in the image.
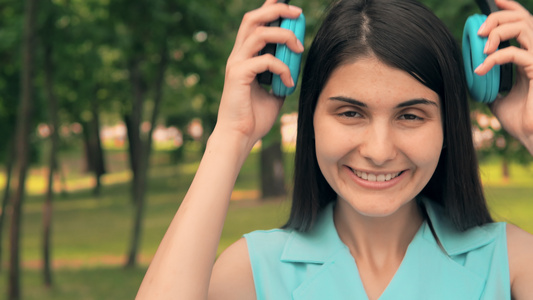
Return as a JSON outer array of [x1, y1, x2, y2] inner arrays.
[[285, 0, 492, 232]]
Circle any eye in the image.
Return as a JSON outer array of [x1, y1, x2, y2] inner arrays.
[[338, 111, 361, 118], [399, 113, 424, 121]]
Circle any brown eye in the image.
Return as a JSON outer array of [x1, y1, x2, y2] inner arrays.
[[399, 114, 423, 121], [339, 111, 361, 118]]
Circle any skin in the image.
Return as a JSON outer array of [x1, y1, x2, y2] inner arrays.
[[313, 56, 443, 298], [136, 0, 533, 299]]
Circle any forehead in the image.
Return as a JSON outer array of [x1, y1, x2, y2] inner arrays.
[[318, 56, 440, 107]]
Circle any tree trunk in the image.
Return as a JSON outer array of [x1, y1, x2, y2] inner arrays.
[[0, 138, 15, 272], [80, 110, 106, 197], [81, 122, 94, 173], [125, 42, 168, 268], [89, 97, 106, 196], [502, 156, 510, 183], [260, 141, 286, 198], [9, 0, 38, 297], [123, 57, 144, 205], [123, 114, 138, 176], [42, 41, 60, 288], [124, 56, 146, 266], [260, 122, 286, 199]]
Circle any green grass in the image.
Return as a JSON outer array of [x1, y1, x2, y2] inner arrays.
[[0, 150, 531, 300]]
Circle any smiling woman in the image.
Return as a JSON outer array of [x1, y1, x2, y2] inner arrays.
[[136, 0, 533, 299]]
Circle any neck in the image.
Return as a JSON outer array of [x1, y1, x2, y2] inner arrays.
[[334, 198, 423, 263]]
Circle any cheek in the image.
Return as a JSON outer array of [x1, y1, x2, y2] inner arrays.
[[313, 118, 345, 180], [313, 118, 351, 164], [402, 127, 443, 171]]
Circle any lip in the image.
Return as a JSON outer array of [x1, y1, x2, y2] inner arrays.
[[344, 166, 407, 190]]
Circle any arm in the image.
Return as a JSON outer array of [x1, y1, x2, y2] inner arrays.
[[475, 0, 533, 155], [136, 1, 304, 299], [507, 224, 533, 299], [475, 2, 533, 297]]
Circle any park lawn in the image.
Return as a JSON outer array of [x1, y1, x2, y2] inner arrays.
[[0, 151, 531, 300]]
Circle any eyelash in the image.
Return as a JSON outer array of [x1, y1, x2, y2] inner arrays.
[[338, 111, 361, 118], [399, 113, 424, 121], [338, 111, 424, 121]]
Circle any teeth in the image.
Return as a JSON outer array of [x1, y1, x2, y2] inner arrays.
[[353, 170, 401, 182]]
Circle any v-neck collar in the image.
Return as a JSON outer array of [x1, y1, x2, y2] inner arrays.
[[280, 198, 494, 299]]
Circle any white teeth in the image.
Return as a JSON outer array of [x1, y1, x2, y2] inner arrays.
[[353, 170, 401, 182]]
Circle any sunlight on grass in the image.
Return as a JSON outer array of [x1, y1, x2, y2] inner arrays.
[[479, 159, 533, 187]]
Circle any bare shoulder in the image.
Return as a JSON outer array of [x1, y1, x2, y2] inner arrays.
[[208, 238, 255, 300], [506, 223, 533, 299]]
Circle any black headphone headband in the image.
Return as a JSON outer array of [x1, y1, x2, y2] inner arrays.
[[475, 0, 498, 15]]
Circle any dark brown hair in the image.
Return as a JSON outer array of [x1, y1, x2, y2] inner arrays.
[[286, 0, 492, 232]]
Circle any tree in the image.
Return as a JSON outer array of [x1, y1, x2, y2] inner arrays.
[[105, 0, 176, 267], [0, 0, 23, 272], [8, 0, 38, 298], [46, 0, 110, 196], [39, 0, 62, 286]]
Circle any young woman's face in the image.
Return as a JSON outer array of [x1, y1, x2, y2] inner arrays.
[[313, 56, 443, 217]]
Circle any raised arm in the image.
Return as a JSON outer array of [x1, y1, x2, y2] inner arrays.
[[475, 0, 533, 154], [136, 1, 303, 299], [475, 1, 533, 297]]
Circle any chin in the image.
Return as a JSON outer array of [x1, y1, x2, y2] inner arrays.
[[338, 195, 417, 218]]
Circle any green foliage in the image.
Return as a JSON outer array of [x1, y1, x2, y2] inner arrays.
[[0, 2, 23, 160]]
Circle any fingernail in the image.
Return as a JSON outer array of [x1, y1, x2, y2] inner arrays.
[[483, 40, 490, 54], [478, 23, 486, 35], [474, 63, 483, 74], [289, 5, 302, 13], [297, 39, 304, 52], [289, 77, 295, 87]]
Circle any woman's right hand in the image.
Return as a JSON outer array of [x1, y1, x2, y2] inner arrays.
[[214, 0, 304, 151]]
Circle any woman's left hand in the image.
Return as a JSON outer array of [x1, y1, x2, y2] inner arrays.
[[476, 0, 533, 155]]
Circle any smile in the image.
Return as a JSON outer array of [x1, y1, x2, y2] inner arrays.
[[351, 169, 403, 182]]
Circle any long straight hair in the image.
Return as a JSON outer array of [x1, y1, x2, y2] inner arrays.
[[285, 0, 492, 232]]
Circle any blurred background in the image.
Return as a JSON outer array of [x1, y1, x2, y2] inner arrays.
[[0, 0, 532, 299]]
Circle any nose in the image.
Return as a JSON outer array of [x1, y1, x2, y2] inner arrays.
[[358, 123, 397, 166]]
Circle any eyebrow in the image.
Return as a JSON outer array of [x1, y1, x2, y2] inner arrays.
[[329, 96, 367, 107], [329, 96, 438, 109]]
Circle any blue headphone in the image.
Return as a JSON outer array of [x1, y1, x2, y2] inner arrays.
[[462, 0, 513, 103], [257, 0, 305, 96]]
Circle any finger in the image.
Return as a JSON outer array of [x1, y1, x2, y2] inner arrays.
[[233, 3, 302, 51], [227, 54, 295, 88], [484, 21, 533, 53], [478, 10, 527, 36], [232, 26, 304, 62], [474, 46, 533, 75]]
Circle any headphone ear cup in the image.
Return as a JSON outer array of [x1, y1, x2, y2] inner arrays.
[[272, 13, 306, 97], [462, 14, 500, 103]]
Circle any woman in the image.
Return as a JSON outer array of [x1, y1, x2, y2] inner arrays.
[[137, 0, 533, 298]]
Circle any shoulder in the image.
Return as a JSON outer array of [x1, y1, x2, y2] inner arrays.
[[506, 223, 533, 298], [207, 229, 292, 300], [208, 238, 255, 300], [244, 228, 292, 254]]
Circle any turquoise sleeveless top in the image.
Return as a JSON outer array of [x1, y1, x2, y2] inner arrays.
[[243, 198, 510, 299]]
